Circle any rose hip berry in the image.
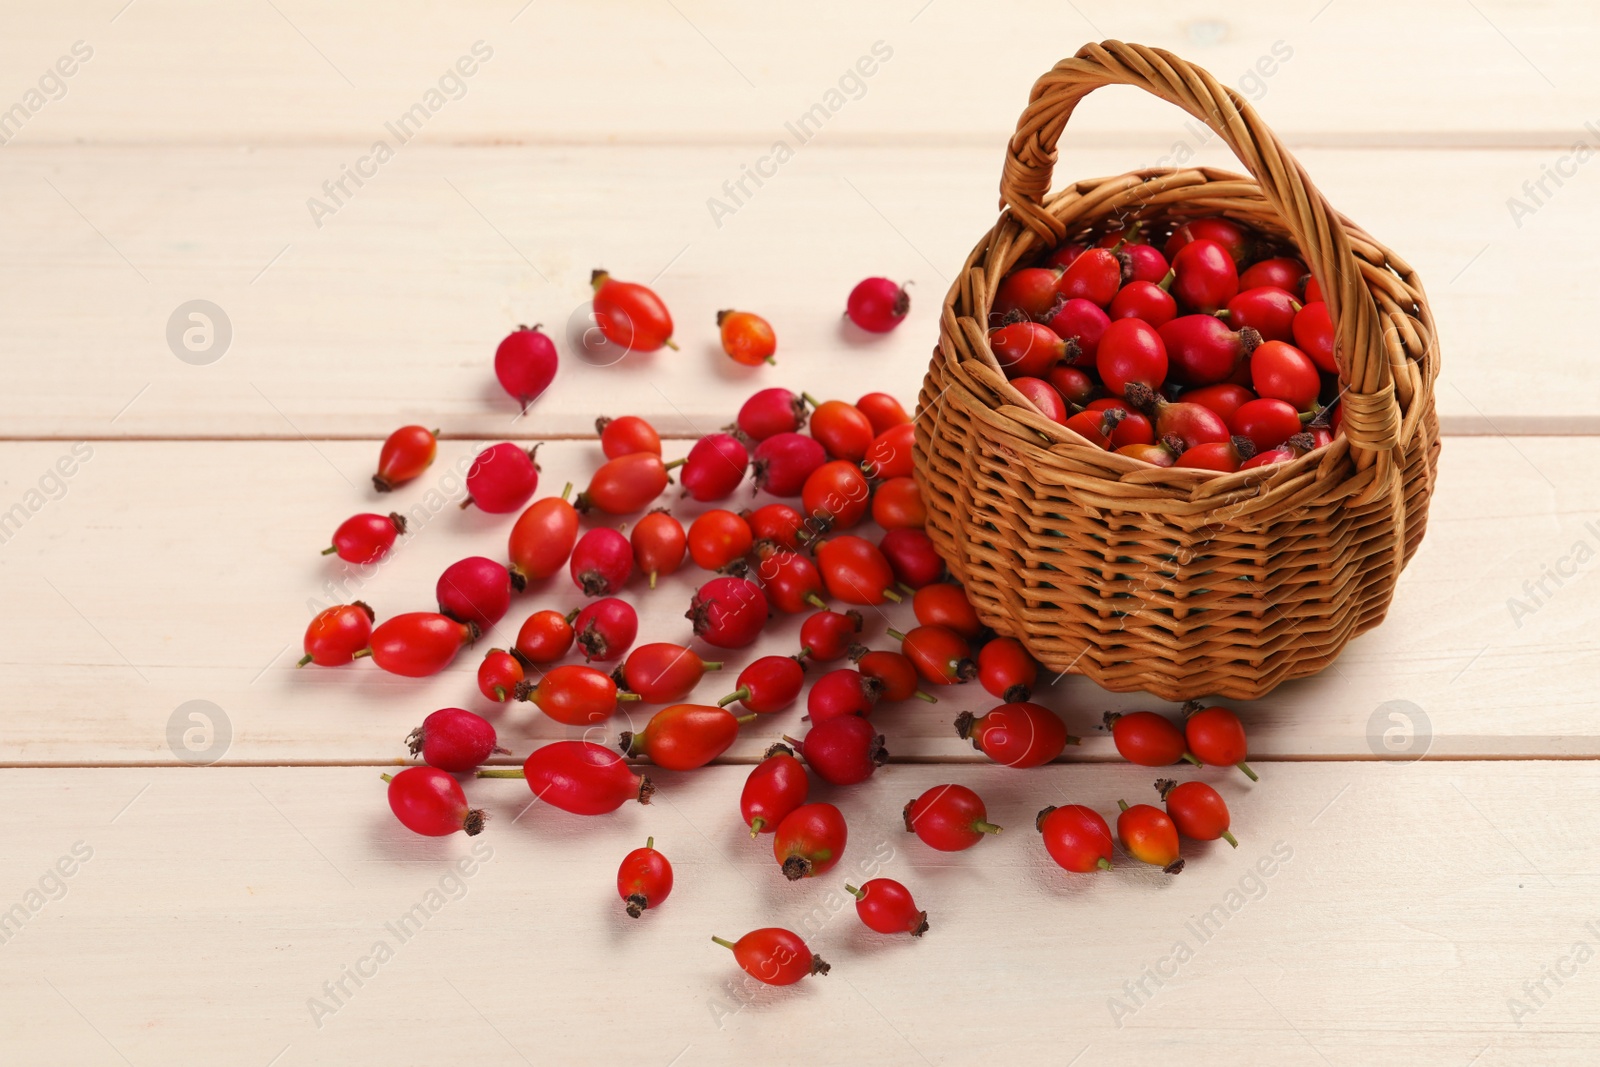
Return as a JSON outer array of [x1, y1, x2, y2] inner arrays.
[[752, 433, 827, 497], [618, 642, 721, 703], [514, 608, 574, 664], [806, 668, 882, 722], [406, 707, 506, 772], [912, 584, 981, 638], [1097, 318, 1168, 394], [385, 767, 485, 837], [324, 512, 406, 564], [801, 459, 871, 534], [719, 655, 805, 714], [571, 527, 633, 597], [1012, 377, 1068, 424], [591, 270, 676, 351], [370, 612, 476, 677], [619, 703, 750, 771], [299, 602, 374, 667], [630, 509, 686, 588], [798, 608, 863, 663], [736, 387, 809, 440], [1171, 238, 1239, 314], [507, 486, 579, 589], [1292, 301, 1337, 373], [1223, 286, 1301, 344], [904, 784, 1001, 852], [515, 663, 637, 726], [861, 422, 916, 479], [741, 742, 809, 836], [577, 453, 672, 515], [954, 701, 1075, 768], [686, 576, 769, 649], [460, 442, 541, 514], [477, 648, 523, 703], [752, 543, 826, 614], [1109, 277, 1178, 328], [850, 646, 934, 704], [772, 801, 848, 880], [1036, 804, 1114, 873], [872, 477, 927, 530], [808, 399, 875, 463], [1230, 398, 1304, 452], [846, 277, 910, 333], [1160, 315, 1262, 386], [975, 637, 1037, 702], [1165, 217, 1254, 265], [994, 266, 1064, 320], [1156, 778, 1238, 847], [1250, 341, 1321, 410], [618, 837, 673, 918], [1044, 297, 1111, 364], [372, 425, 437, 492], [688, 509, 753, 572], [1056, 247, 1121, 307], [989, 320, 1067, 379], [816, 536, 901, 605], [1182, 701, 1259, 780], [437, 556, 513, 631], [1117, 800, 1185, 874], [478, 740, 654, 815], [596, 414, 663, 459], [717, 309, 776, 366], [494, 325, 559, 408], [847, 879, 928, 937], [878, 527, 944, 589], [1105, 710, 1197, 767], [573, 596, 638, 662], [890, 625, 976, 686], [787, 716, 886, 786], [711, 928, 829, 985], [1239, 256, 1307, 294], [680, 432, 749, 502]]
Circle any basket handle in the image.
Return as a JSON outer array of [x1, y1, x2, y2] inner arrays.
[[999, 41, 1401, 468]]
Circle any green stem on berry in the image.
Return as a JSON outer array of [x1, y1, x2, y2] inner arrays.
[[1181, 752, 1202, 767], [748, 817, 765, 838], [297, 654, 313, 667], [618, 692, 642, 703], [885, 627, 907, 642], [476, 768, 526, 779], [804, 593, 827, 610], [1117, 799, 1131, 812], [800, 392, 821, 408], [1237, 761, 1260, 782], [1221, 830, 1239, 849], [1097, 857, 1114, 871], [380, 773, 394, 783], [663, 458, 686, 471], [711, 936, 737, 951], [974, 821, 1003, 835], [844, 884, 865, 900], [492, 686, 506, 702], [880, 588, 902, 603], [913, 690, 937, 704], [717, 686, 750, 708], [320, 546, 337, 556], [560, 482, 573, 500]]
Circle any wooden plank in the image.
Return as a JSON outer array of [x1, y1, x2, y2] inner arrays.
[[1, 142, 1596, 439], [3, 1, 1593, 144], [0, 436, 1591, 763], [2, 762, 1595, 1064]]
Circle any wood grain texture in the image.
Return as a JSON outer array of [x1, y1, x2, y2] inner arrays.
[[2, 1, 1593, 144], [0, 141, 1595, 438], [0, 436, 1587, 763], [2, 763, 1595, 1065]]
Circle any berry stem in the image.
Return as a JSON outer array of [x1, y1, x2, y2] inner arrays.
[[493, 686, 506, 702], [804, 593, 828, 609], [734, 713, 758, 726], [380, 773, 394, 783], [296, 654, 313, 668], [974, 821, 1003, 836], [644, 836, 654, 850], [1065, 734, 1082, 745], [1221, 830, 1240, 849], [711, 936, 737, 951], [320, 546, 337, 556], [617, 693, 643, 702], [1116, 799, 1131, 812], [702, 660, 724, 671], [880, 587, 903, 603], [913, 690, 937, 704], [800, 392, 821, 408], [648, 571, 659, 590], [1236, 761, 1260, 782], [1181, 752, 1202, 767], [748, 817, 765, 838], [1096, 857, 1114, 871], [717, 686, 750, 708], [476, 768, 526, 779], [885, 627, 907, 642], [844, 883, 865, 900], [352, 648, 372, 660], [663, 458, 686, 471]]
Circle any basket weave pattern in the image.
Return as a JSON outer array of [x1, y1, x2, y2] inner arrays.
[[913, 42, 1440, 701]]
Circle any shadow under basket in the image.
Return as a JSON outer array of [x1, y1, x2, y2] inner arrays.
[[913, 41, 1441, 702]]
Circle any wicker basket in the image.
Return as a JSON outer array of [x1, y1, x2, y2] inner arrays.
[[913, 41, 1440, 702]]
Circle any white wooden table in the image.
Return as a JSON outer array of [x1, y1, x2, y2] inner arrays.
[[3, 3, 1597, 1063]]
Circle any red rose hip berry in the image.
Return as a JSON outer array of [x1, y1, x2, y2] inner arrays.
[[1037, 804, 1114, 873], [847, 878, 928, 936], [904, 784, 1001, 852], [617, 837, 673, 917]]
